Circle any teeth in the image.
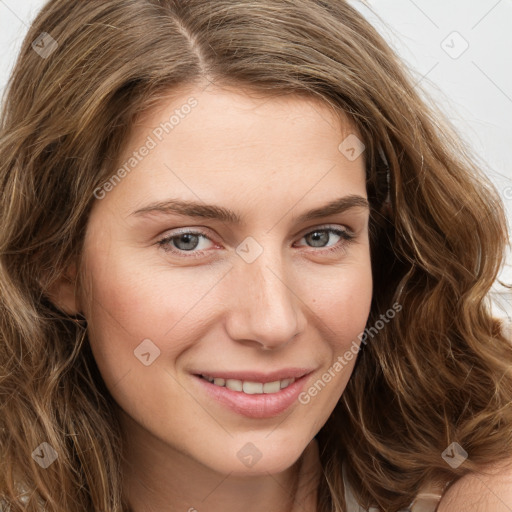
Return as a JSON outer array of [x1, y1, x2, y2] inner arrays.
[[263, 380, 281, 393], [225, 379, 243, 392], [243, 381, 263, 394], [280, 378, 292, 389], [202, 375, 296, 394]]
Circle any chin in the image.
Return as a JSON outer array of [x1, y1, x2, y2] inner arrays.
[[201, 432, 312, 476]]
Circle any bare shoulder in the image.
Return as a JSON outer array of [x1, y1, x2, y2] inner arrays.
[[438, 458, 512, 511]]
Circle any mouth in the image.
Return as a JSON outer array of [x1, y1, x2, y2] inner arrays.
[[191, 369, 314, 419]]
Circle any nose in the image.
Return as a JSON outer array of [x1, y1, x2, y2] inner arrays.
[[223, 245, 307, 351]]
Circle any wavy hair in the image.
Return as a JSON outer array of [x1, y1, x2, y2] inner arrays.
[[1, 1, 511, 511]]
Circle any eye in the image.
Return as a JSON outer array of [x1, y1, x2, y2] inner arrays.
[[294, 226, 355, 255], [156, 225, 355, 258], [157, 230, 215, 257]]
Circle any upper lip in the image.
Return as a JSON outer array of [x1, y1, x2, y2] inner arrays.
[[192, 368, 314, 383]]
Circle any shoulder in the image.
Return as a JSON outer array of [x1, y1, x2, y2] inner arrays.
[[437, 458, 512, 511]]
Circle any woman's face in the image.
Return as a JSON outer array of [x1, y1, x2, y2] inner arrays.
[[78, 84, 372, 476]]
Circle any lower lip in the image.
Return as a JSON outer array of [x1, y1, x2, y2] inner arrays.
[[193, 373, 311, 419]]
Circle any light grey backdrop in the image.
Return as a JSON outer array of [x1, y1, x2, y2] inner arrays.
[[1, 0, 511, 321]]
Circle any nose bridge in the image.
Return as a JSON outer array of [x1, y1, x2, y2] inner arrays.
[[225, 239, 305, 349]]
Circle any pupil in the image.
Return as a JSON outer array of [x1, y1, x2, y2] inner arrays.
[[176, 234, 198, 251], [308, 231, 328, 247]]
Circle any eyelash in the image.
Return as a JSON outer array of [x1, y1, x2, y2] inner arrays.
[[156, 225, 356, 259]]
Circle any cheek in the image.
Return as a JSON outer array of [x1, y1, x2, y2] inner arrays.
[[306, 256, 373, 345], [301, 260, 372, 403], [79, 245, 228, 383]]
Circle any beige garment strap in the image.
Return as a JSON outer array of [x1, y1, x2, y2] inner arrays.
[[409, 491, 442, 512], [342, 460, 451, 512], [410, 479, 452, 512]]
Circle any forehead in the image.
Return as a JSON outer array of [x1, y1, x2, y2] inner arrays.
[[98, 84, 367, 219], [135, 82, 357, 131]]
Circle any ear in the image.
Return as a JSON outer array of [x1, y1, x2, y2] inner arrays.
[[45, 262, 82, 315]]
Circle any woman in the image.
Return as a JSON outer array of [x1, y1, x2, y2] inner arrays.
[[1, 1, 511, 511]]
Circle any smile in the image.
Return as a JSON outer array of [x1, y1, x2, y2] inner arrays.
[[193, 370, 313, 419]]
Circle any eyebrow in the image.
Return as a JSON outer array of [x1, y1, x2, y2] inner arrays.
[[130, 194, 369, 224]]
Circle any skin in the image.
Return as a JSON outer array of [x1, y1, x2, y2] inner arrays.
[[54, 83, 373, 512], [438, 460, 512, 511]]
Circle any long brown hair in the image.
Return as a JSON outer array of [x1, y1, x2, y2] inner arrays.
[[1, 1, 511, 511]]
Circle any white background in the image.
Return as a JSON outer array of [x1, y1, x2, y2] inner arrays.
[[1, 0, 511, 321]]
